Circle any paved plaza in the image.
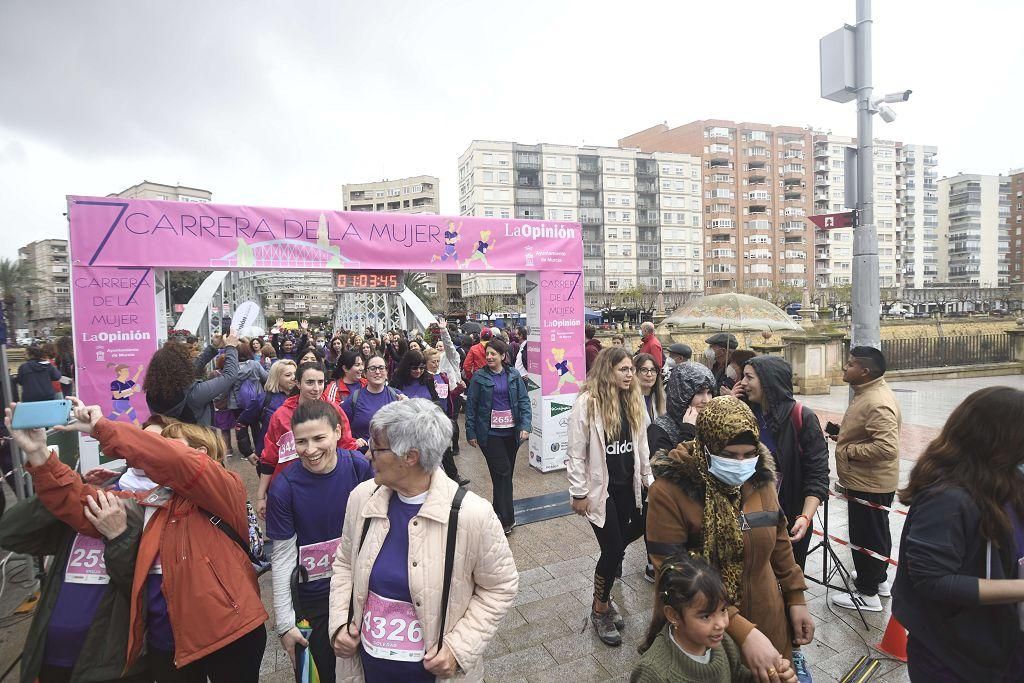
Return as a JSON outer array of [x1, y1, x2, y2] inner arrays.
[[0, 374, 1017, 681]]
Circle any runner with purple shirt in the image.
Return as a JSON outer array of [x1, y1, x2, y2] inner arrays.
[[0, 418, 175, 683], [391, 350, 436, 403], [267, 400, 373, 680], [342, 355, 404, 451], [465, 338, 532, 536]]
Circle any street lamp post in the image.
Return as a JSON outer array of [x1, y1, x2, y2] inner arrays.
[[820, 0, 911, 350], [851, 0, 879, 350]]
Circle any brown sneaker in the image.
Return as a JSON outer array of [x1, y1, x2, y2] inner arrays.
[[591, 609, 622, 647]]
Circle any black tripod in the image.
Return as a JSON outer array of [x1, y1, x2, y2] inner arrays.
[[804, 494, 869, 629]]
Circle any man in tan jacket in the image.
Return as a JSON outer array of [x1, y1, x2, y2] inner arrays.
[[830, 346, 902, 613]]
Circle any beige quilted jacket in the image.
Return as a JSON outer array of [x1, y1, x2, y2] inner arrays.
[[328, 473, 518, 681]]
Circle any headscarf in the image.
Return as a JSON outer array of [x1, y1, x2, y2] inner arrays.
[[653, 362, 716, 448], [691, 395, 761, 606]]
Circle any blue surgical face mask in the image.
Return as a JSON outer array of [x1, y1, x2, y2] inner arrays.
[[707, 450, 758, 487]]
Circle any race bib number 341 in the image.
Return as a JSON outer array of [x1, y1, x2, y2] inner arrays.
[[298, 537, 341, 582], [360, 591, 425, 662], [65, 534, 110, 585]]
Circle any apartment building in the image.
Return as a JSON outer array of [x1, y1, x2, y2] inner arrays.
[[259, 273, 336, 320], [620, 120, 814, 297], [810, 136, 922, 290], [112, 180, 211, 203], [18, 239, 71, 336], [937, 173, 1010, 285], [457, 141, 703, 314], [341, 176, 459, 315], [1009, 169, 1024, 284], [900, 145, 941, 288]]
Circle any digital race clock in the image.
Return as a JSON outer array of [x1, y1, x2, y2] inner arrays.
[[333, 270, 405, 292]]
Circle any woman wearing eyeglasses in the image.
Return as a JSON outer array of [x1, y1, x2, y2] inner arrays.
[[566, 347, 652, 647], [634, 352, 666, 423], [342, 355, 404, 451], [390, 350, 434, 402]]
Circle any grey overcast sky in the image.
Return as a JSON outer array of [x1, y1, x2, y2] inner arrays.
[[1, 0, 1021, 260]]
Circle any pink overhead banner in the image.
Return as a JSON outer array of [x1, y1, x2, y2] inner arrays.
[[67, 197, 583, 271]]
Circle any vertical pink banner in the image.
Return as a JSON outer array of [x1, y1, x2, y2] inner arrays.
[[71, 265, 158, 427], [537, 271, 585, 395]]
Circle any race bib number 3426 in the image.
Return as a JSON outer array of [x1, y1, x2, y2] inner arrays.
[[360, 591, 425, 662]]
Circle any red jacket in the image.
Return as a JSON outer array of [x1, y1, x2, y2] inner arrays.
[[639, 334, 664, 368], [321, 378, 367, 408], [260, 394, 358, 477], [462, 342, 487, 382], [28, 419, 267, 669]]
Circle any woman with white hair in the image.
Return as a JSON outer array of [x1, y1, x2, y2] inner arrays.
[[329, 399, 518, 682]]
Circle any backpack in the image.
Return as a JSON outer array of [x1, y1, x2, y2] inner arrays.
[[349, 386, 401, 411], [776, 401, 805, 494], [237, 379, 265, 417]]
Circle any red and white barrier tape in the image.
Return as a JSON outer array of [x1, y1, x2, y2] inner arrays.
[[828, 489, 909, 517], [811, 528, 899, 567]]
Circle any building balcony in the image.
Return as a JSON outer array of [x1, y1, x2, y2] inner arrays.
[[516, 154, 541, 170], [578, 161, 600, 174], [636, 181, 657, 194], [814, 145, 830, 158], [636, 199, 658, 211], [708, 158, 733, 169], [636, 163, 658, 177], [637, 215, 658, 228], [814, 174, 830, 188], [579, 212, 603, 225], [579, 179, 600, 191], [814, 192, 829, 201], [515, 188, 542, 204]]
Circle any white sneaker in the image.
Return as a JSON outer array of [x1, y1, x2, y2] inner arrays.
[[850, 571, 891, 597], [831, 590, 883, 612]]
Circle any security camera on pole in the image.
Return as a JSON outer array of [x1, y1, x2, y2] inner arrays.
[[819, 0, 910, 350]]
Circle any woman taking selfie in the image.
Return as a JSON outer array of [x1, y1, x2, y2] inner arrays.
[[566, 347, 652, 647]]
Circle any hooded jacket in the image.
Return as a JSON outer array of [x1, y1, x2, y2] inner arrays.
[[646, 400, 807, 658], [16, 359, 61, 402], [228, 358, 269, 410], [648, 362, 716, 456], [744, 356, 830, 522]]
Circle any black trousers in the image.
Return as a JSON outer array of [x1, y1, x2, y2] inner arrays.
[[846, 489, 894, 596], [297, 598, 335, 681], [590, 485, 646, 604], [480, 434, 519, 527], [148, 624, 267, 682], [450, 416, 461, 454], [236, 423, 258, 458], [790, 520, 813, 570]]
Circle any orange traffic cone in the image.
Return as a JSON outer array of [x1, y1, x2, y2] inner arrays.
[[875, 614, 908, 662]]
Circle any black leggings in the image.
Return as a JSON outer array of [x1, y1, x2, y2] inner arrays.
[[148, 624, 267, 682], [591, 485, 646, 604]]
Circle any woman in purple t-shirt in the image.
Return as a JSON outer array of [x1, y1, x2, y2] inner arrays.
[[390, 351, 436, 403], [465, 338, 532, 536]]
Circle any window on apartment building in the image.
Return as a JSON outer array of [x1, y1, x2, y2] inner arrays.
[[546, 173, 556, 184], [619, 161, 629, 172], [548, 209, 559, 220], [482, 153, 493, 165], [608, 210, 618, 221], [622, 228, 632, 239], [831, 160, 844, 169], [622, 212, 632, 222], [484, 209, 494, 217], [608, 196, 617, 205], [498, 172, 510, 184], [563, 210, 572, 220], [500, 209, 510, 219], [621, 196, 631, 206], [561, 174, 571, 186], [483, 171, 494, 183]]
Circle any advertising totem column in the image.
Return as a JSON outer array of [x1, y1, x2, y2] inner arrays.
[[526, 271, 585, 472]]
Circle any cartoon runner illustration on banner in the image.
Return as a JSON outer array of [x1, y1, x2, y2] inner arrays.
[[432, 220, 462, 263], [546, 348, 579, 394], [460, 230, 495, 269], [108, 364, 144, 425]]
